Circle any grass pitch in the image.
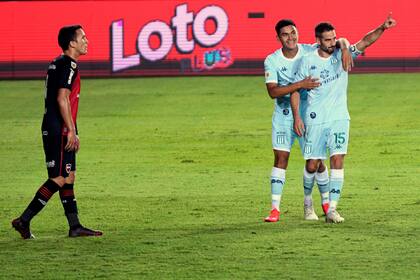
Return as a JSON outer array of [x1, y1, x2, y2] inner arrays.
[[0, 74, 419, 279]]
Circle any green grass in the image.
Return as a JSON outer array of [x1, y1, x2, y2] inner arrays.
[[0, 74, 419, 279]]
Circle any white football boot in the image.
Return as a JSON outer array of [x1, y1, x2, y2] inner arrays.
[[326, 210, 345, 223], [304, 205, 319, 221]]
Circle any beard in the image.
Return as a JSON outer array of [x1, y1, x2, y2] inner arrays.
[[322, 45, 335, 54]]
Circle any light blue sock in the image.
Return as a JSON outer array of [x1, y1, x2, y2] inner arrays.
[[316, 167, 330, 206], [329, 169, 344, 213], [303, 168, 316, 207], [270, 167, 286, 210]]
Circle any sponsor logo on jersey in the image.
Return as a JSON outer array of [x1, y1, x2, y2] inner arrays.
[[66, 164, 72, 174], [280, 66, 287, 72], [310, 112, 316, 119], [46, 160, 55, 168]]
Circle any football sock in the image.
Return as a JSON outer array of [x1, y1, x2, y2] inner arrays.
[[59, 184, 81, 229], [303, 167, 316, 207], [20, 179, 60, 223], [315, 167, 330, 206], [270, 167, 286, 211], [328, 169, 344, 213]]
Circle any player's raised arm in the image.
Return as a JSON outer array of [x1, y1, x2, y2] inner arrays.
[[354, 13, 397, 53], [337, 38, 354, 71]]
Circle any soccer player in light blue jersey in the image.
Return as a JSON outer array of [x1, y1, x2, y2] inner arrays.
[[263, 19, 353, 222], [291, 14, 397, 223]]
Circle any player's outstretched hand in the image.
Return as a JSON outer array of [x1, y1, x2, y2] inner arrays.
[[383, 12, 397, 29], [300, 76, 320, 90], [294, 116, 305, 137]]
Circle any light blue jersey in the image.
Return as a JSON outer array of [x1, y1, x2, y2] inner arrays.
[[294, 47, 359, 125], [264, 44, 316, 122]]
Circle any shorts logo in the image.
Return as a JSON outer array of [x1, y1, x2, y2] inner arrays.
[[65, 164, 72, 174], [283, 108, 289, 115], [276, 132, 286, 145], [42, 131, 48, 136], [265, 72, 270, 78], [304, 144, 312, 154], [310, 112, 316, 119], [46, 160, 55, 168]]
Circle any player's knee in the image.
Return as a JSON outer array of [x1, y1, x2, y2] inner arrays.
[[274, 150, 289, 169], [305, 160, 319, 173], [65, 172, 76, 184], [330, 155, 345, 169], [50, 176, 65, 188], [317, 160, 326, 173]]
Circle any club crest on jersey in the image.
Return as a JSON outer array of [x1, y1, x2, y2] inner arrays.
[[310, 112, 316, 119], [320, 70, 329, 79], [65, 164, 72, 174], [283, 108, 289, 115], [71, 61, 77, 69]]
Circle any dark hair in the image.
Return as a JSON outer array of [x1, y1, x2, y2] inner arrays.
[[275, 19, 296, 35], [58, 25, 83, 51], [315, 22, 335, 38]]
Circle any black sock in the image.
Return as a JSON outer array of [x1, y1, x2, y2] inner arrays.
[[59, 183, 81, 228], [20, 179, 60, 223]]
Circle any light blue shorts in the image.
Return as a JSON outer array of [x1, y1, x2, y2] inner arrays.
[[272, 114, 304, 152], [302, 119, 350, 160]]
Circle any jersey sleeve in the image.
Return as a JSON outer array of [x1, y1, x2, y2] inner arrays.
[[57, 62, 76, 90], [264, 56, 278, 84]]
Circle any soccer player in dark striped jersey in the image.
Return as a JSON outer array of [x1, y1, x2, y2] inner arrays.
[[12, 25, 102, 238]]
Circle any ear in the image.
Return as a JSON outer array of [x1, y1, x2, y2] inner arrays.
[[69, 40, 76, 49], [316, 37, 321, 45]]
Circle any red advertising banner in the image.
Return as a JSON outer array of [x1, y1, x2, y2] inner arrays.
[[1, 0, 419, 78]]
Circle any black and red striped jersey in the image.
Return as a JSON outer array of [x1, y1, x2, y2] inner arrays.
[[41, 55, 81, 136]]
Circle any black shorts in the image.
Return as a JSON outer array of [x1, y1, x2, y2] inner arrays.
[[42, 133, 76, 178]]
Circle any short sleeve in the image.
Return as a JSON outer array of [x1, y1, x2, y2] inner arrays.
[[57, 63, 76, 90], [264, 56, 278, 84]]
